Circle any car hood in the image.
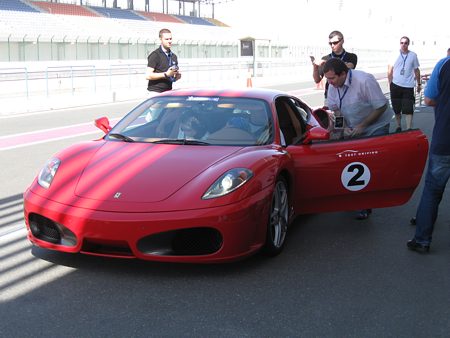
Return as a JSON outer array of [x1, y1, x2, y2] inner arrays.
[[74, 141, 239, 203]]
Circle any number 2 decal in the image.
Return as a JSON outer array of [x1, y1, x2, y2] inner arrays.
[[341, 162, 370, 191]]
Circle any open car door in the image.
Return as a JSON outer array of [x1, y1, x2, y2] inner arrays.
[[288, 130, 428, 214]]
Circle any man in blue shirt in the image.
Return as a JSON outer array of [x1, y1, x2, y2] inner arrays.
[[407, 55, 450, 253]]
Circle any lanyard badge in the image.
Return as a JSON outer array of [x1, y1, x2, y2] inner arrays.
[[400, 52, 408, 76]]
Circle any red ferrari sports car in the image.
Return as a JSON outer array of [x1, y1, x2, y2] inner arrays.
[[23, 88, 428, 263]]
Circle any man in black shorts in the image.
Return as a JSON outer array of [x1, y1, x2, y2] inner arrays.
[[145, 28, 181, 95], [312, 30, 358, 105], [387, 36, 421, 131]]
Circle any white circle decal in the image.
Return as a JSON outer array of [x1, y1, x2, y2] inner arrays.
[[341, 162, 371, 191]]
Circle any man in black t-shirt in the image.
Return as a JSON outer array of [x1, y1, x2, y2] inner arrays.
[[146, 28, 181, 94], [312, 30, 357, 103]]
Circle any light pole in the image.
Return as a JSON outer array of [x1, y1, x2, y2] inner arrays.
[[36, 34, 41, 61]]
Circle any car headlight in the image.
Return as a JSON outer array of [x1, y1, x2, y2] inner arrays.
[[202, 168, 253, 200], [38, 158, 61, 189]]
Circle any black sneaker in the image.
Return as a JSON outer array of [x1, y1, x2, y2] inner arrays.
[[407, 238, 430, 253], [356, 209, 372, 220]]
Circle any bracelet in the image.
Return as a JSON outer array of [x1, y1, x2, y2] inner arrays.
[[164, 72, 168, 78]]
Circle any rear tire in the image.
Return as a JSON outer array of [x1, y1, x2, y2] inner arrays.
[[263, 177, 289, 256]]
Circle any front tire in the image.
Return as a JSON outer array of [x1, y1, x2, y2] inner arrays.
[[263, 177, 289, 256]]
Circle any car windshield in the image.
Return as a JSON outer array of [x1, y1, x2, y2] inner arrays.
[[107, 96, 274, 146]]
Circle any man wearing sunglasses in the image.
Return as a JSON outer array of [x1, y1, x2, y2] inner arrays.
[[312, 31, 358, 104], [387, 36, 421, 132]]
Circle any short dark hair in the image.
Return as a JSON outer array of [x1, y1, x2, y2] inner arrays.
[[323, 58, 348, 75], [400, 36, 410, 44], [159, 28, 171, 38], [329, 30, 344, 40]]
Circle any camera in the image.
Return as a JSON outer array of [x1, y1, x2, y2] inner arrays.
[[334, 116, 344, 129], [170, 64, 179, 71]]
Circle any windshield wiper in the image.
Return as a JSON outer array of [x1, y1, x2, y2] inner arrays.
[[109, 133, 135, 142], [152, 138, 210, 145], [184, 140, 210, 145]]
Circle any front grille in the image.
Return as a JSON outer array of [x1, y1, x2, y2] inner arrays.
[[81, 238, 134, 257], [29, 214, 62, 243], [137, 227, 223, 256], [28, 213, 76, 246], [39, 221, 60, 243]]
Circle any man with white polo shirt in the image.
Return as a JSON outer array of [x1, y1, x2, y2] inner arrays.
[[388, 36, 421, 131]]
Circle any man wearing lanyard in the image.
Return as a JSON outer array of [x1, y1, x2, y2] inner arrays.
[[312, 31, 358, 104], [324, 58, 394, 220], [146, 28, 181, 95], [388, 36, 421, 132]]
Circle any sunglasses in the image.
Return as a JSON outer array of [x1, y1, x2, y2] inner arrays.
[[400, 41, 409, 45], [329, 39, 342, 46]]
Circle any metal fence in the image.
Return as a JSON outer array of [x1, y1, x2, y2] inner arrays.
[[0, 59, 304, 100]]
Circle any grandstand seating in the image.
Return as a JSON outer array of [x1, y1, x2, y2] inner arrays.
[[88, 6, 146, 20], [55, 15, 141, 42], [1, 11, 61, 41], [1, 1, 230, 27], [31, 1, 100, 17], [0, 10, 135, 42], [112, 17, 238, 42], [174, 15, 215, 26], [0, 0, 39, 12], [0, 0, 237, 48], [0, 8, 238, 43], [136, 11, 185, 23], [206, 18, 229, 28]]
